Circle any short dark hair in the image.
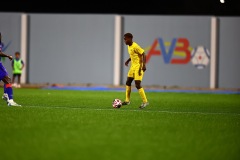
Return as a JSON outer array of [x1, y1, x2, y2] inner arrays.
[[15, 52, 20, 55], [124, 33, 133, 39]]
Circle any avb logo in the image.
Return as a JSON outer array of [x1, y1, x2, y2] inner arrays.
[[145, 38, 210, 69]]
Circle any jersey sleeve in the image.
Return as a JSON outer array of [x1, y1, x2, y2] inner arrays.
[[135, 44, 144, 55]]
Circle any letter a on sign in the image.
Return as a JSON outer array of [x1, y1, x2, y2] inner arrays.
[[159, 38, 177, 64], [146, 39, 161, 63]]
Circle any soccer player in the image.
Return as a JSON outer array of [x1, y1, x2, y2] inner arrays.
[[12, 51, 24, 88], [0, 33, 21, 106], [122, 33, 149, 109]]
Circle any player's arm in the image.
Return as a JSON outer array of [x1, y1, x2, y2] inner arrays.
[[137, 53, 143, 76], [138, 52, 146, 76], [142, 52, 146, 72], [125, 58, 131, 67], [0, 52, 13, 60]]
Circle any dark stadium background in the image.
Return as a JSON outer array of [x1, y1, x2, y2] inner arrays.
[[0, 0, 239, 16]]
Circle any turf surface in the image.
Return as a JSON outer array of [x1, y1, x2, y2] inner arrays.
[[0, 88, 240, 160]]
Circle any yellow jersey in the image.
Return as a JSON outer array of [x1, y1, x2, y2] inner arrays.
[[128, 42, 144, 69]]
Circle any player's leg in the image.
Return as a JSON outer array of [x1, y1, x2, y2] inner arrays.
[[122, 68, 134, 105], [17, 74, 21, 88], [2, 76, 21, 106], [2, 83, 8, 101], [2, 83, 8, 99], [0, 63, 9, 101], [2, 76, 12, 102], [134, 70, 149, 109], [122, 77, 134, 105], [12, 74, 17, 87]]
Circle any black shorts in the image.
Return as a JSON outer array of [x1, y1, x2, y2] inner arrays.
[[13, 73, 22, 78]]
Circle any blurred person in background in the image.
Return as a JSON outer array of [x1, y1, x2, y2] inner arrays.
[[12, 51, 24, 88]]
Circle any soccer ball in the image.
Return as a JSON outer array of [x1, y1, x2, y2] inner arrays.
[[112, 99, 122, 108], [191, 46, 210, 69]]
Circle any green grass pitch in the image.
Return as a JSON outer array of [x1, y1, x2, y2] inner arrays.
[[0, 88, 240, 160]]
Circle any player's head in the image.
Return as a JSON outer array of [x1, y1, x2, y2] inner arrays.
[[15, 52, 20, 58], [124, 33, 133, 45]]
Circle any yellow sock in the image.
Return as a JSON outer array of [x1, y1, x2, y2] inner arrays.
[[138, 88, 148, 103], [125, 86, 131, 102]]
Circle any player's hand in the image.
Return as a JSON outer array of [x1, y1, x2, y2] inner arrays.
[[142, 65, 146, 72], [8, 56, 13, 61], [125, 60, 129, 67]]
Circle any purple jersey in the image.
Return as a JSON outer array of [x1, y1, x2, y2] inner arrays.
[[0, 42, 3, 61], [0, 42, 8, 80], [0, 63, 8, 80]]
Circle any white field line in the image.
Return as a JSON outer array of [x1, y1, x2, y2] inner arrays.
[[24, 105, 240, 116]]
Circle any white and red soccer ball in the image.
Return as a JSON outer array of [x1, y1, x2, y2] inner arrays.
[[191, 46, 210, 69], [112, 99, 122, 108]]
